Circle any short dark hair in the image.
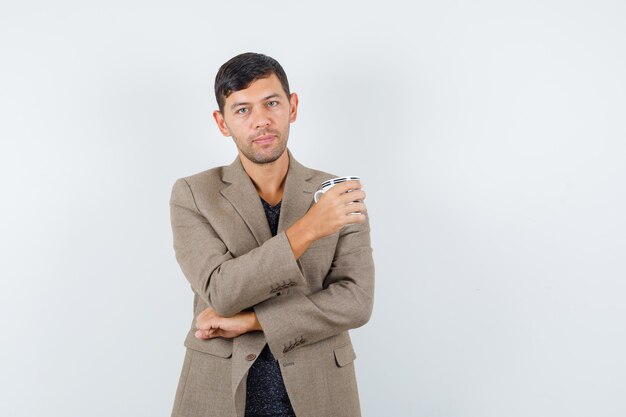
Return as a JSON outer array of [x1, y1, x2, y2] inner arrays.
[[214, 52, 291, 113]]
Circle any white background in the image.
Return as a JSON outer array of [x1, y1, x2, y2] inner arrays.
[[1, 1, 625, 416]]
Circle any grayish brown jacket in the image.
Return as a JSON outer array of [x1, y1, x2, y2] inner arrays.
[[169, 149, 375, 417]]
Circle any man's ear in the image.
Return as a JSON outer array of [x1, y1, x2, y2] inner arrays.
[[212, 110, 231, 136], [289, 93, 299, 123]]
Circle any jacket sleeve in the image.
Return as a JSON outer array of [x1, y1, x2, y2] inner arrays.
[[253, 216, 375, 359], [169, 178, 308, 317]]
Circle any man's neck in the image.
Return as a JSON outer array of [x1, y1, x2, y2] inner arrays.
[[239, 150, 289, 205]]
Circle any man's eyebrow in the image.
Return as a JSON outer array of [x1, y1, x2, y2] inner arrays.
[[230, 94, 281, 110]]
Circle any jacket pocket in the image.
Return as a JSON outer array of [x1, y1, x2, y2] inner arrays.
[[333, 342, 357, 367], [183, 329, 233, 358]]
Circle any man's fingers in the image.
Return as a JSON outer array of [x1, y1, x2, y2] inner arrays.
[[195, 327, 222, 339], [195, 320, 213, 330], [340, 189, 366, 204], [195, 329, 210, 339], [344, 202, 367, 214], [196, 318, 219, 330], [195, 307, 218, 328], [344, 212, 367, 225], [327, 180, 361, 196]]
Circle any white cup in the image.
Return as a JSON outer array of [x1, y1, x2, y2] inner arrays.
[[313, 176, 361, 206]]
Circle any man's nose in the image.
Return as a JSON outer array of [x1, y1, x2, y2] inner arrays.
[[253, 108, 270, 129]]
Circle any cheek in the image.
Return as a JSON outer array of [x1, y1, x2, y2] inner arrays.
[[224, 119, 247, 136], [275, 109, 292, 124]]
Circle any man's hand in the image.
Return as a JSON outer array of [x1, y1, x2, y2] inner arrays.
[[306, 180, 367, 239], [194, 307, 262, 340], [285, 180, 367, 259]]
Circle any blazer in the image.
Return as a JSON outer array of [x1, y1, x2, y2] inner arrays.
[[169, 148, 375, 417]]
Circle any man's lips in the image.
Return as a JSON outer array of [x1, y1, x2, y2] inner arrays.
[[253, 135, 275, 144]]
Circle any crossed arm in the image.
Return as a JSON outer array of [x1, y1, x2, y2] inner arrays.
[[170, 178, 374, 357], [193, 228, 374, 356]]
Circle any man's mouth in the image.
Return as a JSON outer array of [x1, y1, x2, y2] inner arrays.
[[253, 135, 275, 145]]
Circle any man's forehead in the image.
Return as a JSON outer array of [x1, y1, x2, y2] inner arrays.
[[225, 74, 287, 105]]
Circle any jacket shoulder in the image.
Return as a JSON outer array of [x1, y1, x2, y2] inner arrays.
[[178, 166, 225, 188], [170, 165, 226, 206], [306, 166, 338, 185]]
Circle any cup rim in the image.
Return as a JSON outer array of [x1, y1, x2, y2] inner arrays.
[[321, 176, 360, 188]]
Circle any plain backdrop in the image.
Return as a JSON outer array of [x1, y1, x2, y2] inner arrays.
[[1, 1, 625, 416]]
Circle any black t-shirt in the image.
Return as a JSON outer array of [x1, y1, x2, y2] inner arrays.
[[244, 197, 296, 417]]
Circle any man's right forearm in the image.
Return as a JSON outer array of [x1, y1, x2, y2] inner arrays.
[[171, 178, 311, 318], [171, 178, 363, 318]]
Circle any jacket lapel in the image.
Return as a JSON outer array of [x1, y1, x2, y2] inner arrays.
[[220, 157, 272, 246], [277, 149, 319, 233], [219, 148, 318, 246]]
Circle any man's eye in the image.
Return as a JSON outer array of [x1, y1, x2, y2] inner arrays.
[[267, 101, 278, 107], [236, 108, 248, 114]]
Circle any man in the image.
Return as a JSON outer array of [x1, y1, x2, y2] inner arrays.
[[169, 52, 375, 417]]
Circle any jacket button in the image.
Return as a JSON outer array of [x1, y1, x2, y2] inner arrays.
[[245, 353, 256, 361]]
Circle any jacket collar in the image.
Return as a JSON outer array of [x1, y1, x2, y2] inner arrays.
[[220, 148, 318, 246]]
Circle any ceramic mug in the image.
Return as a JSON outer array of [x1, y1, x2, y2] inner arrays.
[[313, 176, 362, 207]]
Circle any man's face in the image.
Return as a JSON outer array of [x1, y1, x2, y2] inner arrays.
[[213, 73, 298, 165]]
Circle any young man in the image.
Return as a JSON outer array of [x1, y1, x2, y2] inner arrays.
[[169, 52, 375, 417]]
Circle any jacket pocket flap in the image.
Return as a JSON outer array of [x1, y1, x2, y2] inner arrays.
[[184, 329, 233, 358], [334, 343, 356, 367]]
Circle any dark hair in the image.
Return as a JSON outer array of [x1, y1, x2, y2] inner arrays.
[[214, 52, 290, 113]]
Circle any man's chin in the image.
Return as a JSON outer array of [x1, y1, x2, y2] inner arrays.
[[245, 147, 286, 165]]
